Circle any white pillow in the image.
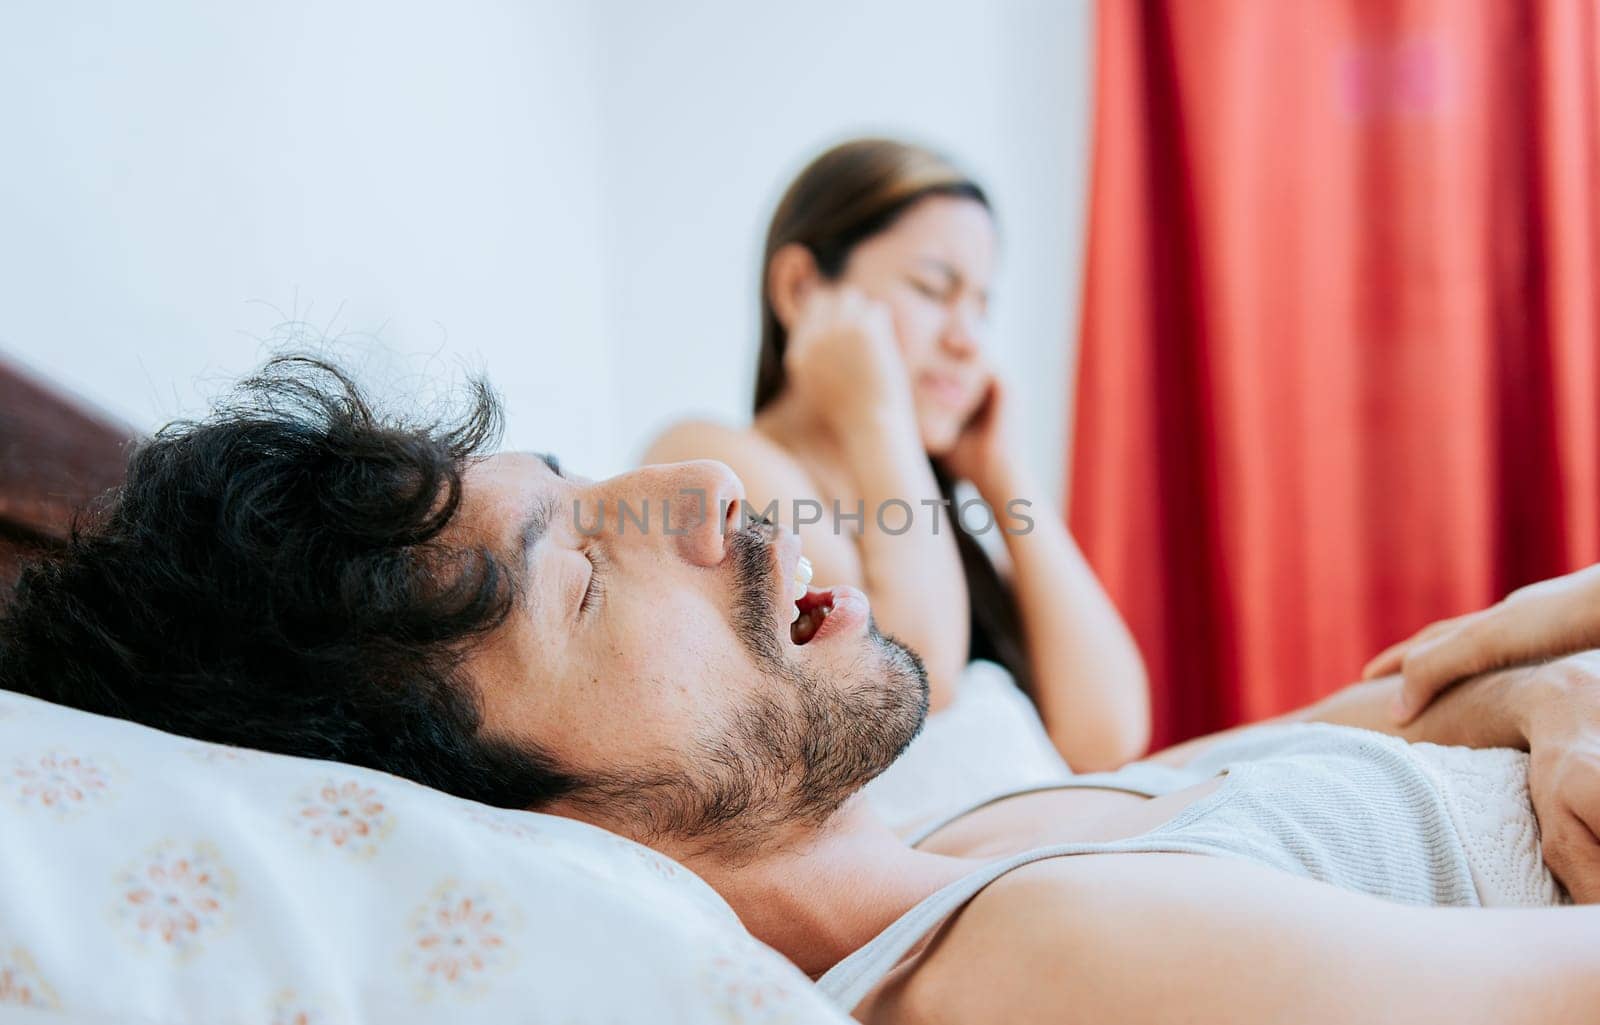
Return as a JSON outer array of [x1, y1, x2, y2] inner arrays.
[[0, 690, 852, 1024]]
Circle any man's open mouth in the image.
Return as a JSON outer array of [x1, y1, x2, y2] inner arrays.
[[777, 549, 864, 647], [791, 585, 834, 645]]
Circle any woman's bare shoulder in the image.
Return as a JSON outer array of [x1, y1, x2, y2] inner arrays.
[[642, 418, 814, 491], [644, 418, 790, 466]]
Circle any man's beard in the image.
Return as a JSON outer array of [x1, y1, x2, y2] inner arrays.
[[567, 524, 929, 859]]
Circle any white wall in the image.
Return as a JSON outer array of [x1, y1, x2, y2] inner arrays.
[[0, 0, 615, 471], [0, 1, 1093, 493], [595, 0, 1094, 493]]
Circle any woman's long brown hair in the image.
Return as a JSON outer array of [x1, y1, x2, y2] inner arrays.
[[753, 138, 1034, 698]]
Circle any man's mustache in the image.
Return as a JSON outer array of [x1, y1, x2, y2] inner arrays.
[[726, 523, 787, 664]]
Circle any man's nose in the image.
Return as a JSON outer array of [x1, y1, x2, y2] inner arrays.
[[600, 460, 747, 567]]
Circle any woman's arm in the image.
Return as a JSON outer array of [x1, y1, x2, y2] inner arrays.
[[826, 406, 971, 711], [1145, 665, 1529, 767], [941, 370, 1147, 770], [892, 851, 1600, 1025], [774, 290, 970, 711], [1145, 663, 1539, 769], [977, 459, 1149, 770]]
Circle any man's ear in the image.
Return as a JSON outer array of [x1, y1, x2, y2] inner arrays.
[[767, 243, 821, 332]]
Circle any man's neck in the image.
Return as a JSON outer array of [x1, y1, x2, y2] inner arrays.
[[677, 796, 980, 978]]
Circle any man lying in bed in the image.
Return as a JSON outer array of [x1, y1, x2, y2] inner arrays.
[[3, 356, 1600, 1024]]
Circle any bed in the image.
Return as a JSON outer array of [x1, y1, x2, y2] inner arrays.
[[0, 356, 132, 592]]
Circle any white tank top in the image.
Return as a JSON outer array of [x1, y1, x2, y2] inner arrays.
[[818, 723, 1558, 1011]]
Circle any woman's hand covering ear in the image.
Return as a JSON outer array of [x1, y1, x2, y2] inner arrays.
[[783, 286, 917, 438]]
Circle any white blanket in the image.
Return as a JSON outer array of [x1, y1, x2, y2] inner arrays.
[[1409, 742, 1567, 905]]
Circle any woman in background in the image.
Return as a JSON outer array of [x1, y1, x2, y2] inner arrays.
[[646, 139, 1148, 771]]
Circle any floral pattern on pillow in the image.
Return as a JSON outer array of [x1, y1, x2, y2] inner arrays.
[[0, 691, 856, 1024], [405, 880, 517, 1000], [0, 944, 60, 1009], [701, 937, 819, 1025], [464, 805, 554, 845], [185, 743, 262, 766], [269, 987, 343, 1025], [292, 779, 394, 857], [114, 840, 235, 956], [4, 750, 113, 817], [610, 833, 685, 882]]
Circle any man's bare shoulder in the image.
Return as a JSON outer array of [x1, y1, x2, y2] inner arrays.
[[866, 850, 1559, 1025], [876, 855, 1148, 1024]]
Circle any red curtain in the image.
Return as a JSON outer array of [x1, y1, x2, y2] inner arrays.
[[1069, 0, 1600, 749]]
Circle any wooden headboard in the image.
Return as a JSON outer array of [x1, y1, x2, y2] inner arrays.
[[0, 356, 137, 592]]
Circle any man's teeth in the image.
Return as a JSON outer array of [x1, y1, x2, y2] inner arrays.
[[790, 555, 813, 623]]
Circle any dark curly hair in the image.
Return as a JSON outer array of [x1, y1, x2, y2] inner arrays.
[[0, 356, 579, 809]]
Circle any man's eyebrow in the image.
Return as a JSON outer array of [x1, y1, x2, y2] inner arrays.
[[518, 453, 565, 565], [517, 498, 557, 565]]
